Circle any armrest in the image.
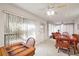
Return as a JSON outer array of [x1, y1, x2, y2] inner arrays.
[[0, 47, 9, 56], [15, 47, 35, 56]]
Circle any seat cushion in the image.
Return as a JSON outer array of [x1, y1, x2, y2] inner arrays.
[[15, 47, 35, 56]]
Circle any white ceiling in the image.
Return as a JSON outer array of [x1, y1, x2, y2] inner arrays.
[[13, 3, 79, 24]]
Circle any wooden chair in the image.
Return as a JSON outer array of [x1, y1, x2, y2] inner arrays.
[[52, 32, 61, 48], [26, 37, 35, 48], [52, 32, 61, 39], [55, 34, 61, 48], [71, 34, 79, 54], [58, 36, 70, 56], [62, 32, 69, 37]]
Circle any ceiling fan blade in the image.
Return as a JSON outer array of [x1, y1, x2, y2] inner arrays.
[[39, 4, 66, 11], [56, 4, 67, 8]]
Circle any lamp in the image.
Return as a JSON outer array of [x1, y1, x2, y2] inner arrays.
[[47, 3, 55, 16], [47, 9, 55, 16]]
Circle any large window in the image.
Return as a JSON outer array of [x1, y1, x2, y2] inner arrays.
[[4, 13, 36, 45], [62, 24, 73, 35], [48, 23, 74, 36], [48, 24, 61, 36]]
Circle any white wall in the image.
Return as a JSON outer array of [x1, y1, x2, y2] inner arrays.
[[0, 3, 48, 46], [0, 11, 4, 47]]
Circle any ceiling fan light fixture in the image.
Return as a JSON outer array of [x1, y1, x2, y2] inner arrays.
[[47, 9, 55, 16]]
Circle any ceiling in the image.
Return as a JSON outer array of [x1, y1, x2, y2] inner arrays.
[[13, 3, 79, 24]]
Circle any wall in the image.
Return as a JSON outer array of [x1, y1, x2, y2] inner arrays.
[[0, 3, 48, 47], [0, 11, 4, 47]]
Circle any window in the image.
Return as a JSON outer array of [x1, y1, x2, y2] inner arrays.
[[48, 23, 74, 36], [4, 13, 36, 45]]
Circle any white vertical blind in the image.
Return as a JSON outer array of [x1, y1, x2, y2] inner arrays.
[[61, 24, 73, 35], [53, 25, 61, 32], [4, 13, 37, 45], [48, 23, 74, 36]]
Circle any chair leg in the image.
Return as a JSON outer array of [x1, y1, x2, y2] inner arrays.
[[72, 46, 75, 54], [73, 47, 76, 54], [58, 48, 60, 53], [68, 48, 70, 56], [77, 49, 79, 53], [76, 46, 79, 54], [55, 43, 58, 48], [55, 44, 57, 48]]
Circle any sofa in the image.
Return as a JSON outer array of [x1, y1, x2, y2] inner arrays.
[[0, 42, 35, 56]]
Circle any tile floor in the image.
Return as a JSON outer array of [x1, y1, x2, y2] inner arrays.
[[34, 39, 79, 56]]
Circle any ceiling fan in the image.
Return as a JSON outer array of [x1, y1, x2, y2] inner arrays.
[[47, 3, 66, 15], [39, 3, 67, 16], [48, 3, 66, 9]]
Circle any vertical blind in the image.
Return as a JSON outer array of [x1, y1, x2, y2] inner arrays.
[[4, 13, 36, 45], [4, 12, 46, 45], [48, 23, 74, 36]]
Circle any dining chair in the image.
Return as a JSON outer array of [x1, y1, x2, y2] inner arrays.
[[72, 34, 79, 54], [58, 36, 70, 56], [62, 32, 69, 37], [52, 32, 61, 39], [55, 33, 61, 48]]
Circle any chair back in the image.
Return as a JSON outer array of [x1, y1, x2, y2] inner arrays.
[[53, 32, 61, 39], [72, 34, 78, 40], [26, 37, 35, 47], [72, 34, 78, 45], [58, 36, 70, 49], [62, 32, 69, 37]]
